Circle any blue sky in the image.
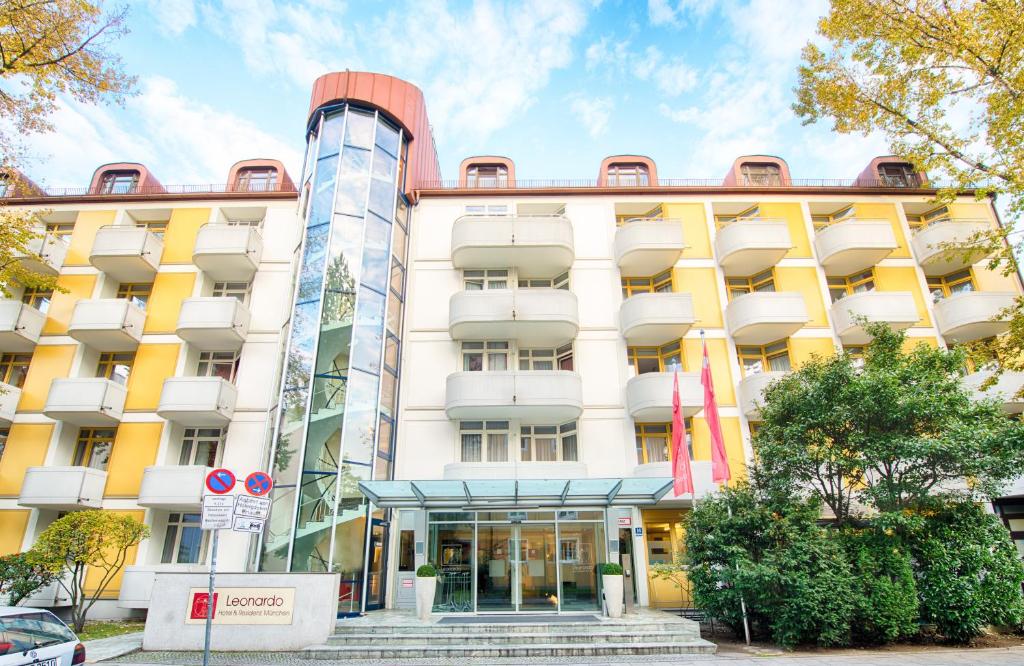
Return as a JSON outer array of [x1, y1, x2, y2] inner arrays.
[[22, 0, 894, 188]]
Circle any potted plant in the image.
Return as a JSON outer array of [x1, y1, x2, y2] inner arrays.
[[415, 564, 438, 620], [601, 562, 624, 618]]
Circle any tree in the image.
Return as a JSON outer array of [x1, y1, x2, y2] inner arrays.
[[29, 511, 149, 632], [0, 552, 56, 606]]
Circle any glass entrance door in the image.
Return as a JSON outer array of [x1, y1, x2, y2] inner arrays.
[[517, 523, 558, 611], [477, 522, 558, 612], [477, 523, 514, 612]]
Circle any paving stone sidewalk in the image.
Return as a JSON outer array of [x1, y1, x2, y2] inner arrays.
[[82, 631, 143, 663]]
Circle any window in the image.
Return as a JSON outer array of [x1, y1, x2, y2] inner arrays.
[[635, 421, 692, 464], [98, 170, 139, 194], [459, 421, 509, 462], [615, 205, 663, 226], [212, 281, 251, 304], [45, 222, 74, 240], [811, 205, 854, 231], [117, 283, 152, 309], [462, 341, 509, 371], [73, 428, 116, 470], [907, 206, 950, 230], [0, 429, 7, 462], [878, 163, 917, 188], [827, 269, 875, 303], [621, 269, 673, 298], [235, 167, 278, 192], [179, 428, 223, 466], [161, 513, 207, 564], [21, 287, 52, 314], [521, 421, 578, 461], [740, 163, 781, 186], [0, 353, 32, 388], [627, 340, 683, 375], [518, 272, 569, 290], [136, 220, 168, 239], [606, 164, 649, 187], [466, 165, 508, 188], [714, 205, 761, 228], [928, 269, 975, 300], [517, 344, 574, 371], [464, 269, 508, 290], [198, 351, 240, 382], [737, 340, 792, 376], [727, 269, 775, 299], [97, 352, 134, 385], [464, 204, 509, 216], [398, 530, 416, 571], [844, 345, 866, 369]]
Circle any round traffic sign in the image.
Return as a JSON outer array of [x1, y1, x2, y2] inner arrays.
[[244, 472, 274, 497], [206, 468, 236, 494]]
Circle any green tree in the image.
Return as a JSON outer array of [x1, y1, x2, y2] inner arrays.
[[29, 511, 149, 632], [0, 552, 57, 606]]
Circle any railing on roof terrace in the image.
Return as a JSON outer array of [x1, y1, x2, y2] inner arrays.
[[0, 182, 298, 199], [415, 178, 967, 190]]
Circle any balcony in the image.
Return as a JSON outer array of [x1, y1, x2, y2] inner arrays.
[[138, 465, 211, 510], [193, 224, 264, 281], [451, 215, 574, 274], [815, 219, 898, 275], [625, 371, 702, 421], [714, 219, 791, 275], [619, 292, 695, 345], [634, 460, 717, 499], [119, 564, 208, 609], [443, 461, 588, 480], [445, 370, 583, 422], [68, 298, 146, 351], [0, 300, 45, 351], [933, 291, 1015, 343], [725, 292, 809, 344], [831, 291, 919, 344], [963, 370, 1024, 414], [449, 289, 578, 345], [737, 371, 786, 420], [912, 220, 992, 275], [89, 225, 163, 281], [176, 297, 251, 350], [157, 377, 237, 426], [0, 382, 20, 424], [18, 466, 107, 510], [15, 232, 67, 276], [614, 220, 685, 274], [43, 378, 126, 426]]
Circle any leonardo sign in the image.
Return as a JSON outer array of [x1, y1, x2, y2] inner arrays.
[[185, 587, 295, 625]]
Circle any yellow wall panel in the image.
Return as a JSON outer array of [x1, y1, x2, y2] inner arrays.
[[790, 338, 837, 368], [775, 267, 827, 327], [949, 202, 995, 222], [161, 208, 211, 263], [874, 266, 930, 326], [104, 423, 161, 497], [903, 337, 938, 352], [759, 203, 809, 258], [82, 510, 145, 598], [0, 424, 52, 496], [0, 511, 30, 555], [690, 417, 746, 483], [125, 344, 180, 410], [854, 202, 910, 258], [144, 273, 196, 333], [974, 266, 1021, 293], [18, 346, 75, 411], [65, 210, 116, 265], [664, 203, 710, 259], [674, 268, 723, 327], [42, 274, 96, 334], [682, 338, 734, 405]]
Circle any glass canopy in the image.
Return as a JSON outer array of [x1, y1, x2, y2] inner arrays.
[[358, 478, 673, 508]]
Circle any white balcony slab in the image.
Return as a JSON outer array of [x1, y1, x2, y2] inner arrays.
[[737, 371, 787, 420], [831, 291, 919, 344], [21, 580, 73, 608], [634, 460, 718, 500], [625, 371, 702, 421], [725, 292, 809, 345], [0, 300, 45, 351], [192, 224, 263, 281], [815, 219, 898, 275], [157, 377, 238, 426], [138, 465, 211, 510], [90, 225, 163, 281], [614, 220, 685, 274], [443, 461, 588, 480], [714, 219, 791, 276], [964, 370, 1024, 414], [176, 297, 251, 350], [933, 291, 1015, 343], [619, 292, 695, 345], [119, 564, 208, 609], [451, 215, 574, 274], [0, 382, 20, 425], [448, 289, 578, 345], [68, 298, 146, 351], [15, 232, 67, 276], [18, 466, 107, 510], [445, 370, 583, 423], [43, 378, 126, 425], [912, 220, 992, 275]]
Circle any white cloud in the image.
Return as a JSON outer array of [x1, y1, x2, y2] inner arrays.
[[648, 0, 719, 27], [630, 46, 698, 97], [145, 0, 196, 36], [568, 94, 614, 137], [648, 0, 679, 26]]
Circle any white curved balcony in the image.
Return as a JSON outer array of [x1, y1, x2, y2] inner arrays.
[[619, 292, 695, 345], [138, 465, 211, 510], [451, 215, 574, 274], [68, 298, 146, 351], [445, 370, 583, 423], [0, 300, 45, 352], [119, 564, 208, 609], [912, 220, 992, 275], [193, 223, 263, 281], [933, 291, 1015, 343], [176, 297, 251, 350], [614, 220, 685, 274], [964, 370, 1024, 414], [44, 378, 126, 425], [815, 219, 897, 275], [157, 377, 237, 426], [634, 460, 717, 499], [443, 461, 588, 480], [725, 292, 809, 344], [831, 291, 919, 344], [737, 371, 786, 420], [15, 232, 67, 276], [19, 466, 107, 510], [90, 225, 163, 281], [0, 381, 20, 425], [625, 371, 702, 421], [449, 289, 578, 345], [714, 219, 791, 275]]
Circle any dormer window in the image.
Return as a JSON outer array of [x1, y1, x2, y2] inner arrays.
[[99, 170, 140, 194], [740, 163, 781, 186], [606, 163, 649, 187], [877, 163, 917, 188], [235, 167, 278, 192], [466, 165, 508, 188]]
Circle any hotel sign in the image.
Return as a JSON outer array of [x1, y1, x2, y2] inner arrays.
[[185, 587, 295, 625]]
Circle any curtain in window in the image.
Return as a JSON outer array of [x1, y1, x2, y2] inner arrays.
[[461, 434, 482, 462]]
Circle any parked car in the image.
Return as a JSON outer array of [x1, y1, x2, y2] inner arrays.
[[0, 607, 84, 666]]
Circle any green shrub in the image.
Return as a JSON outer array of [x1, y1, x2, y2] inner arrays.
[[600, 562, 623, 575], [416, 564, 437, 577], [0, 552, 56, 606]]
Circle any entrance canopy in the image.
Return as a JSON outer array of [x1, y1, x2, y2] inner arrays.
[[358, 478, 673, 508]]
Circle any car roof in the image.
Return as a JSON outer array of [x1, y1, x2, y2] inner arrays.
[[0, 606, 59, 618]]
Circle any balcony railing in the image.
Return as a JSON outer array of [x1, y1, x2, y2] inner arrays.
[[0, 182, 297, 199], [415, 177, 964, 191]]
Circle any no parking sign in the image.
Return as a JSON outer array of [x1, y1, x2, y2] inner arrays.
[[244, 472, 274, 497]]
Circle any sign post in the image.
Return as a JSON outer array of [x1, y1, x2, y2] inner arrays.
[[201, 469, 235, 666]]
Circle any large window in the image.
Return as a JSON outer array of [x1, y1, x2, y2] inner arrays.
[[635, 421, 692, 464], [21, 287, 52, 314], [136, 220, 167, 239], [615, 205, 663, 226], [737, 340, 791, 376], [97, 352, 134, 385], [907, 205, 950, 230], [464, 204, 508, 216], [212, 281, 251, 304], [878, 163, 917, 188], [98, 170, 139, 194], [0, 428, 7, 462], [235, 167, 278, 192], [627, 340, 683, 375], [179, 428, 223, 466], [466, 165, 508, 188], [827, 269, 875, 303], [714, 205, 760, 228], [462, 341, 509, 371], [621, 269, 673, 298], [73, 428, 116, 470], [0, 353, 32, 388], [459, 421, 509, 462], [928, 269, 975, 300], [464, 269, 508, 290], [518, 272, 569, 290], [811, 205, 854, 231], [44, 222, 74, 240], [117, 283, 152, 309], [740, 163, 781, 186], [519, 344, 573, 371], [161, 513, 207, 564], [198, 351, 239, 382], [606, 164, 649, 187], [521, 422, 578, 461], [727, 269, 775, 299]]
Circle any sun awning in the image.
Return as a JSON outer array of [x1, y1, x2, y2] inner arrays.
[[358, 478, 674, 508]]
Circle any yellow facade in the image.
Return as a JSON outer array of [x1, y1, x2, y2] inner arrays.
[[854, 202, 910, 258], [0, 510, 30, 555], [664, 203, 710, 259], [104, 424, 162, 497], [874, 266, 931, 326], [640, 508, 691, 608], [0, 424, 53, 496], [690, 416, 746, 484], [974, 265, 1021, 292], [143, 272, 196, 333], [82, 510, 145, 598], [789, 338, 838, 368], [682, 338, 734, 405], [162, 207, 211, 263], [760, 202, 810, 259], [775, 267, 828, 327], [42, 274, 96, 335], [125, 344, 181, 410], [674, 267, 723, 328], [17, 346, 76, 411], [64, 210, 116, 266]]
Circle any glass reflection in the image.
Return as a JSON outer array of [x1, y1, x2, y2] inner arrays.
[[344, 111, 375, 149], [335, 149, 370, 216], [318, 113, 344, 159]]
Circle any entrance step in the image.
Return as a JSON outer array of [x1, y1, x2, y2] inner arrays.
[[305, 639, 717, 660], [327, 629, 702, 646]]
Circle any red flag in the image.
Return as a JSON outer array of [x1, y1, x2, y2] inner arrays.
[[671, 371, 694, 496], [702, 339, 731, 483]]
